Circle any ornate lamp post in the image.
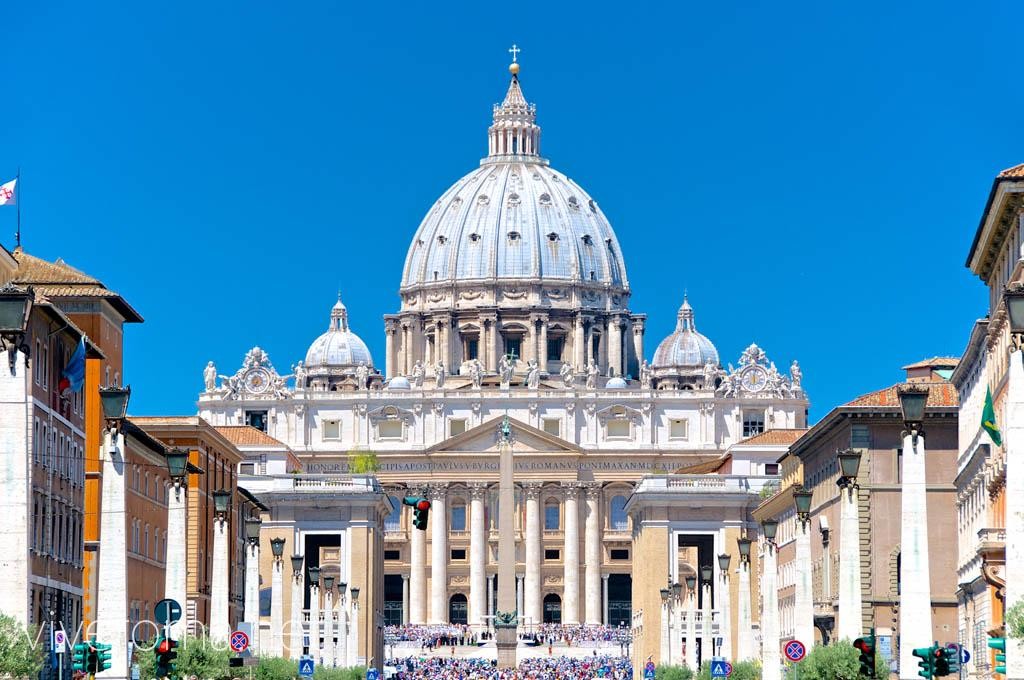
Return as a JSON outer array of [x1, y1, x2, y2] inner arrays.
[[308, 566, 322, 663], [243, 517, 262, 654], [660, 576, 682, 666], [350, 587, 361, 666], [210, 490, 232, 642], [163, 449, 190, 638], [684, 575, 697, 672], [1003, 284, 1024, 677], [736, 536, 755, 661], [322, 576, 336, 668], [835, 448, 863, 642], [268, 537, 286, 656], [717, 553, 732, 659], [761, 519, 781, 680], [896, 383, 933, 678], [289, 554, 305, 658], [699, 566, 713, 667], [792, 486, 815, 648]]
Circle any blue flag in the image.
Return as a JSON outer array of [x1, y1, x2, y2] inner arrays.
[[59, 336, 86, 394]]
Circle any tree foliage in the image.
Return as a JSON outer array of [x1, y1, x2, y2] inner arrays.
[[793, 640, 890, 680], [0, 613, 46, 679], [1007, 599, 1024, 640], [654, 665, 695, 680], [348, 452, 380, 473]]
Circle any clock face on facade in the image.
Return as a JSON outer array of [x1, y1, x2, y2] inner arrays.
[[244, 368, 271, 394], [740, 366, 768, 393]]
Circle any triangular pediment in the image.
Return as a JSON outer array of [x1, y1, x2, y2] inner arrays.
[[425, 416, 582, 454]]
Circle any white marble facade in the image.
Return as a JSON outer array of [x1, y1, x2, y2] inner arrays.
[[197, 57, 809, 628]]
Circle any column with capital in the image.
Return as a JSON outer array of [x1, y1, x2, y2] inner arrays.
[[401, 575, 410, 625], [602, 574, 610, 624], [489, 316, 501, 372], [430, 484, 449, 623], [401, 322, 412, 375], [538, 316, 549, 369], [608, 316, 622, 377], [736, 537, 754, 661], [469, 483, 488, 626], [289, 557, 304, 659], [524, 482, 543, 626], [584, 484, 602, 624], [385, 320, 397, 378], [574, 316, 586, 371], [631, 317, 645, 377], [309, 579, 321, 663], [561, 483, 581, 624], [516, 575, 524, 618], [410, 488, 427, 624]]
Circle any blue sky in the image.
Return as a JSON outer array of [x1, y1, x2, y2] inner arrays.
[[2, 1, 1021, 419]]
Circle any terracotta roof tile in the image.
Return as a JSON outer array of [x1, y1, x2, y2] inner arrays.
[[998, 163, 1024, 178], [738, 429, 808, 446], [12, 248, 143, 322], [131, 416, 202, 426], [901, 356, 959, 370], [215, 426, 288, 448], [845, 380, 959, 408]]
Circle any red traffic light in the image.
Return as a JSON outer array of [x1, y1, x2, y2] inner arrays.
[[416, 499, 431, 511], [854, 638, 875, 654], [157, 640, 171, 654]]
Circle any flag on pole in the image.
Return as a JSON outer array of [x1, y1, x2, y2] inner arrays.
[[982, 385, 1003, 446], [58, 337, 86, 395], [0, 178, 16, 205]]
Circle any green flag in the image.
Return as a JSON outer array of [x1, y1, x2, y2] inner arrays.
[[983, 386, 1003, 446]]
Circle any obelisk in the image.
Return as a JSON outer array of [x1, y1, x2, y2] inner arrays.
[[494, 416, 519, 668]]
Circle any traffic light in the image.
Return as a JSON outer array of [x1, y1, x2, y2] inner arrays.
[[932, 645, 950, 677], [71, 643, 89, 672], [93, 640, 113, 672], [989, 636, 1006, 675], [156, 636, 179, 677], [853, 633, 876, 678], [913, 645, 936, 678], [403, 496, 431, 531]]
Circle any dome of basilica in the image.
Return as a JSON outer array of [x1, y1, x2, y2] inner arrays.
[[652, 297, 719, 370], [304, 297, 374, 370], [399, 67, 628, 301]]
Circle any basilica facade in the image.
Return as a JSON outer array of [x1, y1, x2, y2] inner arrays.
[[198, 59, 808, 665]]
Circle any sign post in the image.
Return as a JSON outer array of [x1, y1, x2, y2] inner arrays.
[[298, 656, 315, 679], [643, 660, 656, 679], [785, 640, 807, 663]]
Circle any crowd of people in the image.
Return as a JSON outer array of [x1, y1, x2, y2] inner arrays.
[[525, 624, 632, 646], [388, 655, 633, 679], [385, 624, 480, 648]]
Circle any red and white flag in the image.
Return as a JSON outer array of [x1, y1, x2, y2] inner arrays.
[[0, 178, 15, 205]]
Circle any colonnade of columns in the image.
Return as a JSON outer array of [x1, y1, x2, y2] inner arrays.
[[405, 481, 606, 626], [385, 312, 643, 380]]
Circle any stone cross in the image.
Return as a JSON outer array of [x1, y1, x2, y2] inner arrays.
[[508, 44, 520, 63]]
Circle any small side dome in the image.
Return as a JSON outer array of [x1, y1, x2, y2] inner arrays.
[[304, 295, 375, 370], [387, 376, 411, 391], [652, 296, 720, 369], [606, 377, 628, 389]]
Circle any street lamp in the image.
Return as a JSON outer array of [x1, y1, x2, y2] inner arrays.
[[323, 576, 334, 592], [897, 383, 929, 444], [308, 566, 321, 585], [0, 282, 33, 369], [212, 489, 231, 518], [165, 449, 189, 485], [718, 553, 731, 572], [837, 449, 862, 489], [270, 537, 286, 558], [660, 586, 671, 603], [672, 581, 683, 600], [244, 518, 262, 544], [684, 575, 696, 593], [700, 565, 713, 584], [793, 486, 813, 523], [350, 587, 359, 602], [737, 537, 752, 563], [1004, 283, 1024, 348], [98, 385, 131, 429], [291, 555, 304, 576], [761, 518, 779, 545]]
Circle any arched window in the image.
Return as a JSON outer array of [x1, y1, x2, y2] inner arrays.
[[610, 495, 628, 531], [385, 496, 401, 530], [451, 503, 467, 532], [543, 593, 562, 623], [544, 500, 560, 531]]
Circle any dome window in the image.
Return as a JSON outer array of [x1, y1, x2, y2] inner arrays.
[[433, 271, 440, 280], [507, 193, 521, 207], [477, 195, 490, 206], [590, 271, 596, 280], [547, 232, 559, 242], [508, 231, 521, 242], [581, 235, 593, 246], [606, 238, 614, 249], [539, 193, 552, 206], [589, 199, 597, 213], [438, 235, 448, 245], [567, 197, 580, 210], [469, 233, 481, 243]]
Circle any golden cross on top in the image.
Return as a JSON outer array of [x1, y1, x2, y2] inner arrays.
[[508, 44, 521, 63]]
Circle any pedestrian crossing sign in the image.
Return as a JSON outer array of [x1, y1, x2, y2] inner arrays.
[[710, 659, 729, 678], [298, 657, 315, 677]]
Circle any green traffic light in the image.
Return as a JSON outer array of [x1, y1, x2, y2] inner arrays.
[[912, 645, 936, 679], [989, 636, 1006, 675], [71, 643, 89, 672]]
